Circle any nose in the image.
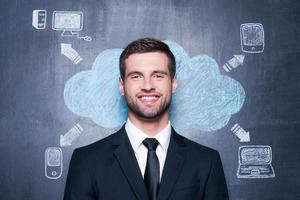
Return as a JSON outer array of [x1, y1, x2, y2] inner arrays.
[[141, 77, 155, 92]]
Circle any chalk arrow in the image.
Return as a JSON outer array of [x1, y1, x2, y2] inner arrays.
[[60, 123, 83, 147], [223, 55, 245, 72], [231, 123, 250, 142], [233, 55, 245, 64], [235, 130, 250, 142], [61, 43, 82, 64], [60, 135, 71, 146]]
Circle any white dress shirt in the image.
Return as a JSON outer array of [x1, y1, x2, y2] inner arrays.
[[125, 119, 171, 181]]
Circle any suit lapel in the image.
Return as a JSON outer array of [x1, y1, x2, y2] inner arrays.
[[158, 129, 187, 200], [113, 126, 149, 200]]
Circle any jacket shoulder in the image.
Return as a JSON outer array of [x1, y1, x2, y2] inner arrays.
[[174, 131, 220, 158], [72, 127, 123, 158]]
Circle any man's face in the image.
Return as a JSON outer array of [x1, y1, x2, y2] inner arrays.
[[119, 52, 177, 120]]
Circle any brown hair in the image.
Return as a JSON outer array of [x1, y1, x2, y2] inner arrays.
[[119, 38, 176, 80]]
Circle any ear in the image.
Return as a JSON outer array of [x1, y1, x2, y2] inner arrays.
[[119, 77, 125, 96], [171, 75, 178, 93]]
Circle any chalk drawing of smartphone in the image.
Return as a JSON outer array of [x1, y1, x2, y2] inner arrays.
[[240, 23, 264, 53], [45, 147, 63, 179], [32, 10, 47, 30]]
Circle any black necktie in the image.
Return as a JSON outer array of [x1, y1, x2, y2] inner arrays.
[[143, 138, 160, 200]]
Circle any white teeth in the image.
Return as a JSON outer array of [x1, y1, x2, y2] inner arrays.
[[141, 96, 157, 100]]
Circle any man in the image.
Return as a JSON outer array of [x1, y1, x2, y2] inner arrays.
[[64, 38, 229, 200]]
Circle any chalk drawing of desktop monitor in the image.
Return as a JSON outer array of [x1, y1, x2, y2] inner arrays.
[[237, 145, 275, 178], [52, 11, 83, 36]]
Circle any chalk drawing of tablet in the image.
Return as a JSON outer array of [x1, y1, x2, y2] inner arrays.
[[240, 23, 264, 53], [45, 147, 63, 179], [237, 145, 275, 178]]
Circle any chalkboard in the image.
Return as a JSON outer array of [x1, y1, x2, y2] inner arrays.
[[1, 0, 300, 199]]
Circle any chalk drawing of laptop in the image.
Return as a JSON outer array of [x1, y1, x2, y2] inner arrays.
[[237, 145, 275, 178]]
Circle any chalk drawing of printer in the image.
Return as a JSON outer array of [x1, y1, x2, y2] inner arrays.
[[237, 145, 275, 178]]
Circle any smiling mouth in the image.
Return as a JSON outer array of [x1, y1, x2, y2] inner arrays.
[[138, 94, 161, 102]]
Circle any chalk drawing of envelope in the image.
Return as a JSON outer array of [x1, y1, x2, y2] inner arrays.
[[237, 145, 275, 178]]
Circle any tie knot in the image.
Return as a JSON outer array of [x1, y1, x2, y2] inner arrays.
[[143, 138, 159, 151]]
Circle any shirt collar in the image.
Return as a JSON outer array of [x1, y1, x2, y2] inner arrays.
[[125, 119, 171, 153]]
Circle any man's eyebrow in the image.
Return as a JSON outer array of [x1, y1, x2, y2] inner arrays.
[[126, 70, 169, 77], [152, 70, 168, 75]]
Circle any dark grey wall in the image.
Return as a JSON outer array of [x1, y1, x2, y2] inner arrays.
[[1, 0, 300, 199]]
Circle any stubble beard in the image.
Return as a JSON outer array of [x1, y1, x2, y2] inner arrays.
[[124, 93, 171, 120]]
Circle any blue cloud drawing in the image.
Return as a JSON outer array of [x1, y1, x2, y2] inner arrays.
[[64, 41, 245, 132]]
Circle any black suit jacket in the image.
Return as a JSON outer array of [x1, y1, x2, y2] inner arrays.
[[64, 126, 229, 200]]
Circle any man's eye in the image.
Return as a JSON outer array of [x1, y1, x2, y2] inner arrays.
[[130, 75, 141, 79], [154, 74, 164, 78]]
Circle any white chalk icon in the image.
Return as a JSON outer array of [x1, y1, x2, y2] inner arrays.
[[237, 145, 275, 179], [240, 23, 264, 53], [52, 11, 92, 42], [60, 123, 83, 147], [231, 123, 250, 142], [45, 147, 63, 179], [32, 10, 47, 30], [61, 43, 83, 64], [222, 55, 245, 72]]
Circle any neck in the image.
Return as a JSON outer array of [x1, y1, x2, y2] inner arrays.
[[128, 112, 169, 137]]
